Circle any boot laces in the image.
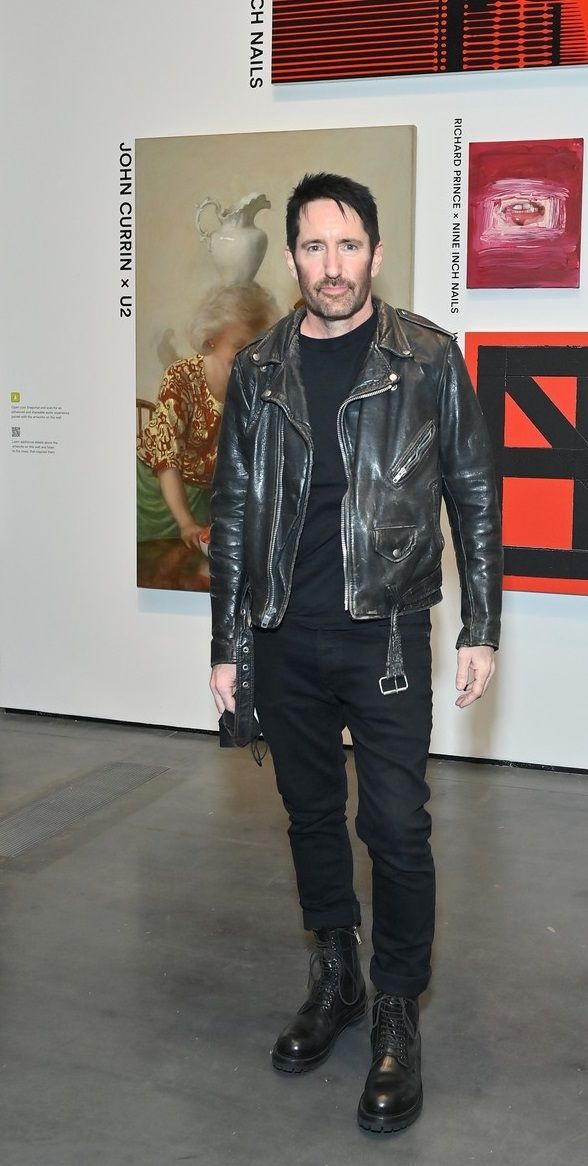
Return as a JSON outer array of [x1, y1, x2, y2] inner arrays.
[[307, 950, 340, 1010], [307, 931, 359, 1010], [372, 994, 416, 1064]]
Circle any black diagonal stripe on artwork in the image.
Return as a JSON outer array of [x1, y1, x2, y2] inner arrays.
[[503, 449, 588, 478], [505, 547, 588, 579], [506, 375, 587, 451], [506, 347, 588, 377], [573, 479, 588, 551]]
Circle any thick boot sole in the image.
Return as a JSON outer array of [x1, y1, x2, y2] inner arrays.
[[357, 1089, 423, 1133], [271, 996, 368, 1074]]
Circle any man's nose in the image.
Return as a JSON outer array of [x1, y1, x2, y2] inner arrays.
[[323, 245, 342, 278]]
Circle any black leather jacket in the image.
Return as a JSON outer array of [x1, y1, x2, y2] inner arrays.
[[209, 300, 502, 670]]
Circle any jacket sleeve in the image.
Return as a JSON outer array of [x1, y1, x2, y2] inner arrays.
[[208, 355, 250, 666], [437, 337, 503, 649]]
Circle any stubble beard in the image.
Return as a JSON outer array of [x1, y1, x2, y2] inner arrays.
[[297, 271, 372, 322]]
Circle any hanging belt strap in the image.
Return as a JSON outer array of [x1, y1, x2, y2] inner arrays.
[[379, 607, 408, 695]]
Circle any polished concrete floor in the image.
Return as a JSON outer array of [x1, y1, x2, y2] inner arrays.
[[0, 709, 586, 1166]]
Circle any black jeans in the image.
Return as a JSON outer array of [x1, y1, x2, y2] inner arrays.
[[252, 612, 435, 999]]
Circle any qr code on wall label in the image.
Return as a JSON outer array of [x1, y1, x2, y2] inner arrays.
[[12, 426, 20, 438]]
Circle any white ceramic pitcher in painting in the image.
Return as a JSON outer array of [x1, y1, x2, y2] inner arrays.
[[195, 192, 271, 283]]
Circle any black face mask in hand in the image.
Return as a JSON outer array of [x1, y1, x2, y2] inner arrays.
[[218, 708, 266, 766]]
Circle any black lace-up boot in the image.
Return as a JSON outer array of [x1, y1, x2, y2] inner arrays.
[[357, 993, 422, 1132], [272, 927, 367, 1072]]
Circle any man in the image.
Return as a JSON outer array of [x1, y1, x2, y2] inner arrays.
[[209, 173, 502, 1133]]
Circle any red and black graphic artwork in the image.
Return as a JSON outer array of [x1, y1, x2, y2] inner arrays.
[[465, 333, 588, 595], [272, 1, 588, 83]]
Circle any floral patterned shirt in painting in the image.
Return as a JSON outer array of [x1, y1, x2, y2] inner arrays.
[[137, 354, 222, 487]]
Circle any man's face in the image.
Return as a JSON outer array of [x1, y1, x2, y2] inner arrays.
[[286, 198, 383, 330]]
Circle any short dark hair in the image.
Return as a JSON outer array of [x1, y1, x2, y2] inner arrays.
[[286, 173, 380, 256]]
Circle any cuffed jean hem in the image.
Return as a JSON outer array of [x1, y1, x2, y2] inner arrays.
[[301, 908, 362, 932], [369, 957, 431, 1000]]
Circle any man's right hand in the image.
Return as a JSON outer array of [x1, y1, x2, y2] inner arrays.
[[210, 663, 237, 714]]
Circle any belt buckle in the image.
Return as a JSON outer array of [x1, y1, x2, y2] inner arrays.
[[379, 672, 408, 696]]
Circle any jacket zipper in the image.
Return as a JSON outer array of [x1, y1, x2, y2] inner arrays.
[[261, 399, 312, 626], [391, 421, 435, 485], [264, 419, 284, 624], [337, 380, 394, 611]]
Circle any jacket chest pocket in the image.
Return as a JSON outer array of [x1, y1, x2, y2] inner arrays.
[[386, 421, 436, 487]]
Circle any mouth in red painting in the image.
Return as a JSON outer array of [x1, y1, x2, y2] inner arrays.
[[499, 198, 545, 227]]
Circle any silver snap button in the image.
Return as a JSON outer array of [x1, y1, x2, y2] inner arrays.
[[252, 352, 259, 361], [392, 549, 401, 559], [261, 389, 271, 399]]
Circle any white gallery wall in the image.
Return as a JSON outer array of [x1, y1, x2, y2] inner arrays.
[[1, 1, 587, 769]]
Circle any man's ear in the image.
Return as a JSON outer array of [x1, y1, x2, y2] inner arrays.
[[285, 246, 299, 281], [371, 241, 384, 279]]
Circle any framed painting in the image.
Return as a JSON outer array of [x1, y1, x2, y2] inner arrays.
[[466, 331, 588, 595], [272, 1, 588, 83], [467, 138, 584, 288]]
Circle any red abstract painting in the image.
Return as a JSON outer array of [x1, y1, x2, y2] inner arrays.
[[465, 332, 588, 595], [467, 139, 584, 288], [272, 1, 588, 83]]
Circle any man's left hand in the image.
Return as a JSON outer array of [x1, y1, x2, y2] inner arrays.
[[455, 645, 495, 709]]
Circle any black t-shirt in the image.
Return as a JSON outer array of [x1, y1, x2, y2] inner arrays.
[[286, 310, 377, 626]]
